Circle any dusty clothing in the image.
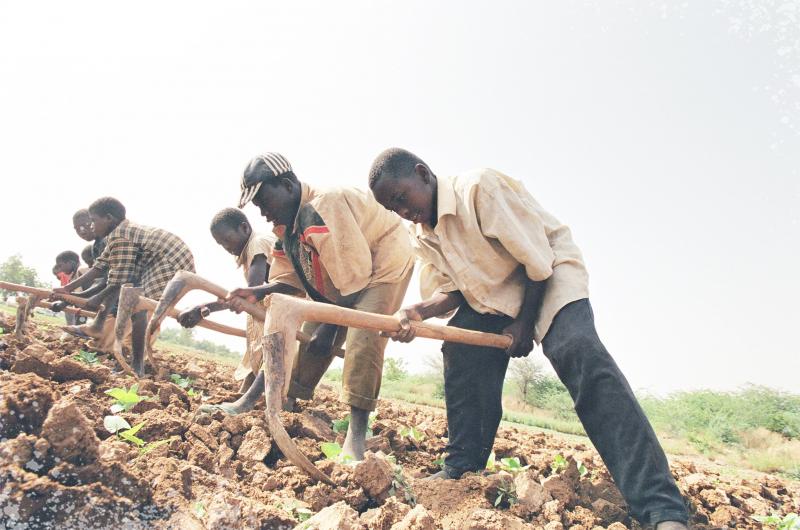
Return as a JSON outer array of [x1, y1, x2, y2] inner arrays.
[[268, 182, 415, 410], [234, 232, 276, 382], [415, 168, 687, 525], [268, 183, 415, 299], [94, 220, 195, 299], [287, 268, 413, 411], [412, 168, 588, 343]]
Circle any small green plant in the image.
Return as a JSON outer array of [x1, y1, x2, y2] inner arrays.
[[494, 478, 518, 508], [106, 384, 149, 413], [319, 442, 353, 464], [498, 456, 530, 474], [73, 349, 99, 364], [399, 425, 426, 443], [577, 460, 589, 477], [280, 500, 313, 522], [104, 415, 170, 456], [171, 373, 200, 397], [331, 413, 376, 436], [192, 501, 206, 518], [433, 456, 445, 470], [755, 513, 800, 530], [551, 454, 568, 474], [388, 465, 416, 506], [485, 451, 497, 471]]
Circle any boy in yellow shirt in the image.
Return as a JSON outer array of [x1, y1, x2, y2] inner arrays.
[[228, 152, 414, 460], [368, 148, 688, 530]]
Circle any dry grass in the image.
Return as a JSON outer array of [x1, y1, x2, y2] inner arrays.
[[740, 428, 800, 477]]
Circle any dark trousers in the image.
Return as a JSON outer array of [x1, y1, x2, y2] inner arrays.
[[442, 299, 688, 526], [442, 303, 513, 477]]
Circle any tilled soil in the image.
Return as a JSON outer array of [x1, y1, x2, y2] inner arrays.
[[1, 312, 798, 529]]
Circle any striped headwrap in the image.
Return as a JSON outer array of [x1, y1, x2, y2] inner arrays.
[[238, 152, 293, 208]]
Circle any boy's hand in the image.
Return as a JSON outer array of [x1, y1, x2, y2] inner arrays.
[[50, 301, 67, 313], [177, 306, 203, 328], [387, 306, 424, 343], [227, 288, 258, 314], [502, 320, 535, 358], [306, 323, 339, 357], [51, 286, 72, 298]]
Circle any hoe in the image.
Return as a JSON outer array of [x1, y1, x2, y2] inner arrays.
[[145, 271, 512, 486]]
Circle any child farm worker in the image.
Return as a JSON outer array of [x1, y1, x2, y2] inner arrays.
[[224, 152, 415, 461], [50, 251, 86, 326], [368, 148, 689, 530], [177, 207, 276, 395], [55, 197, 196, 377], [64, 209, 111, 342]]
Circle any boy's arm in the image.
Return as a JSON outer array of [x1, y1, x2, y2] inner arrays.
[[502, 278, 547, 357], [53, 266, 102, 295], [226, 282, 303, 313], [178, 256, 272, 327]]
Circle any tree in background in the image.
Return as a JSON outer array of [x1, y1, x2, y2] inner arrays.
[[0, 254, 45, 299], [508, 356, 544, 404], [384, 357, 408, 381]]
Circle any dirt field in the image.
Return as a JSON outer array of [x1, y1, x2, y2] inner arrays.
[[1, 312, 798, 529]]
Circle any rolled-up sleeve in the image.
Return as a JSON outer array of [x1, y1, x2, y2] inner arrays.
[[476, 177, 555, 282]]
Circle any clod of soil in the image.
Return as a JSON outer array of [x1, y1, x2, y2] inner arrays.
[[1, 313, 799, 529]]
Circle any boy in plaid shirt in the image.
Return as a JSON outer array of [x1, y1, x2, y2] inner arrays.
[[57, 197, 195, 376]]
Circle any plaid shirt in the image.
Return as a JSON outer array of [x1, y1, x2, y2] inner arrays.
[[94, 220, 195, 299]]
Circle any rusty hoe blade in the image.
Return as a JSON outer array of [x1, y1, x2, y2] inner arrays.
[[263, 329, 335, 485]]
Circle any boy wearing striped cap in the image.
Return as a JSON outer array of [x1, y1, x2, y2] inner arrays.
[[228, 152, 414, 461], [368, 148, 689, 530]]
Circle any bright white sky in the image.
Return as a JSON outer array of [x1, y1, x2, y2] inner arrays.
[[1, 1, 798, 395]]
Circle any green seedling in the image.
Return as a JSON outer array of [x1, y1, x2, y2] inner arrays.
[[551, 454, 568, 474], [73, 349, 99, 364], [319, 442, 353, 464], [331, 413, 376, 436], [494, 479, 518, 508], [388, 465, 416, 506], [280, 500, 313, 522], [577, 460, 588, 477], [171, 373, 200, 397], [119, 421, 147, 447], [193, 501, 206, 519], [106, 384, 149, 413], [104, 414, 131, 434], [755, 513, 800, 530], [433, 456, 445, 470], [498, 457, 530, 474], [485, 451, 497, 472], [399, 425, 426, 444]]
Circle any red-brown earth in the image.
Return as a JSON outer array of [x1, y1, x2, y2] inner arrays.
[[1, 312, 798, 529]]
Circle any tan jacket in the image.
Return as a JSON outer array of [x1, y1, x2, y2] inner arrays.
[[269, 183, 414, 301], [412, 168, 589, 343]]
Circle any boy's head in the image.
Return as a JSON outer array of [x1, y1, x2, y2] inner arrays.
[[81, 244, 95, 267], [368, 148, 437, 226], [72, 209, 95, 241], [210, 208, 252, 256], [238, 153, 301, 228], [55, 250, 80, 275], [88, 197, 126, 238]]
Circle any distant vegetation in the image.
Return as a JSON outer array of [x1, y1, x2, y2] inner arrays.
[[157, 327, 241, 361], [325, 354, 800, 478]]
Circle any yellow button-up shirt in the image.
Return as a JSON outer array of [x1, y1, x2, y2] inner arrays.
[[269, 183, 415, 301], [412, 168, 589, 343]]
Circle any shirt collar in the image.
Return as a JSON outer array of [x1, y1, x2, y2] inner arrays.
[[236, 230, 256, 268], [416, 175, 457, 238]]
